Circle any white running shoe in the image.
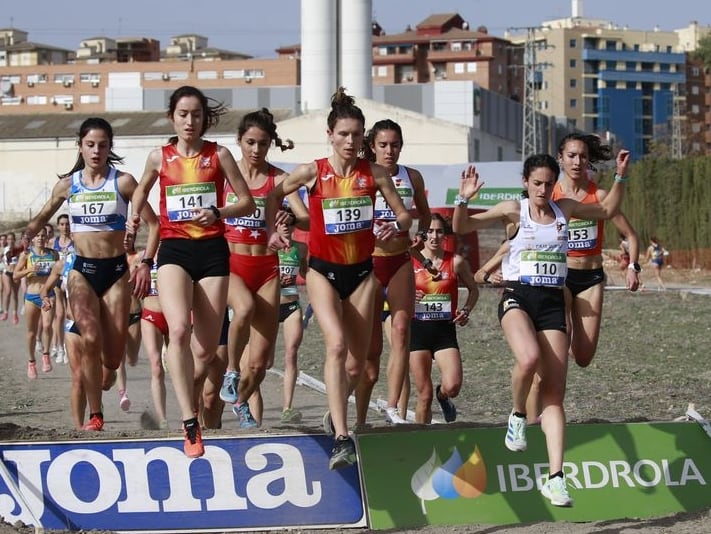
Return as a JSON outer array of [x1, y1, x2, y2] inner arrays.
[[505, 412, 528, 451], [61, 346, 69, 364], [541, 474, 574, 507], [53, 346, 61, 363], [384, 407, 408, 425]]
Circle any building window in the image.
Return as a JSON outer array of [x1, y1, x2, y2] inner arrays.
[[451, 42, 462, 51], [692, 85, 700, 95], [79, 73, 100, 83], [692, 142, 700, 152], [378, 47, 388, 56], [53, 74, 75, 86], [80, 94, 100, 104], [197, 71, 218, 80], [0, 74, 21, 83], [692, 123, 701, 133], [691, 66, 700, 76], [692, 104, 700, 114], [569, 39, 576, 48], [467, 62, 477, 72], [570, 98, 577, 108], [569, 59, 576, 68], [26, 95, 48, 105], [605, 40, 616, 51], [626, 61, 636, 70], [454, 63, 465, 74], [570, 79, 577, 88], [473, 139, 480, 161], [377, 66, 387, 77]]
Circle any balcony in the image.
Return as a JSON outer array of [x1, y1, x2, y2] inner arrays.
[[426, 48, 488, 62], [372, 50, 416, 65]]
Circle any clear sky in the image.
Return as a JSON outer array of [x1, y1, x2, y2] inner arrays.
[[4, 0, 710, 58]]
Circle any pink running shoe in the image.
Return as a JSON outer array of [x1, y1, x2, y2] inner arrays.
[[27, 361, 38, 380], [41, 353, 52, 373], [119, 390, 131, 412]]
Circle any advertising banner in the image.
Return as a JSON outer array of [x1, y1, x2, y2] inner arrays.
[[0, 434, 365, 532], [358, 422, 711, 529]]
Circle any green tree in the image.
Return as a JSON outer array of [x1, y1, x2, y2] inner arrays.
[[692, 33, 711, 68]]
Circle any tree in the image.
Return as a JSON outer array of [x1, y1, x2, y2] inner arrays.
[[692, 33, 711, 69]]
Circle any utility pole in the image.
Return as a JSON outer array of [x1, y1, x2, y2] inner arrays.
[[671, 82, 684, 160], [509, 26, 551, 160]]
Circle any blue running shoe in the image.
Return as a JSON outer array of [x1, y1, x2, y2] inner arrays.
[[233, 402, 258, 429], [219, 370, 239, 404], [436, 385, 457, 422]]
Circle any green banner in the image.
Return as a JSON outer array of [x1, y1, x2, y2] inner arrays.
[[357, 423, 711, 529], [444, 188, 521, 208]]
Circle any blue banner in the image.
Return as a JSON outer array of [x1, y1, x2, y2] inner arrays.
[[0, 434, 365, 531]]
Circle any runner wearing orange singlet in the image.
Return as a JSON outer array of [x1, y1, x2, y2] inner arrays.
[[266, 88, 412, 470], [128, 86, 255, 458]]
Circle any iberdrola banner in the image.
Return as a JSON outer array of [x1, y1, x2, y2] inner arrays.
[[357, 422, 711, 529]]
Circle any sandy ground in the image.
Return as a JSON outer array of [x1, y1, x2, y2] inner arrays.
[[1, 264, 711, 532]]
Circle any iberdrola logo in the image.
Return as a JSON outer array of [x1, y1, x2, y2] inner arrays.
[[410, 446, 487, 514]]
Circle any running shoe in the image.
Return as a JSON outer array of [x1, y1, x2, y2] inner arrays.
[[322, 410, 335, 435], [505, 411, 528, 452], [384, 406, 408, 425], [541, 474, 574, 507], [329, 435, 357, 470], [302, 304, 314, 330], [232, 402, 258, 429], [182, 418, 204, 458], [27, 361, 37, 380], [82, 414, 104, 431], [219, 370, 239, 404], [52, 346, 61, 363], [436, 385, 457, 422], [119, 390, 131, 412], [12, 312, 19, 325], [41, 353, 52, 373], [62, 347, 68, 365], [281, 407, 303, 424]]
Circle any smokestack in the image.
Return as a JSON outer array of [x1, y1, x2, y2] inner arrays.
[[300, 0, 337, 112], [339, 0, 373, 100], [572, 0, 583, 18]]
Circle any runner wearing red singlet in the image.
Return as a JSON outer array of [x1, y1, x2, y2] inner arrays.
[[215, 108, 307, 429], [128, 86, 255, 458], [409, 214, 477, 424], [140, 261, 169, 429], [266, 88, 412, 470], [554, 134, 641, 367]]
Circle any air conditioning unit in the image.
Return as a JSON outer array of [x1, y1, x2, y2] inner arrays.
[[162, 73, 170, 81], [63, 79, 73, 87], [64, 102, 73, 110], [245, 76, 252, 84], [27, 81, 34, 87], [91, 80, 99, 88]]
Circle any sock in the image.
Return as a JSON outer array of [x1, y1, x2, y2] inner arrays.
[[549, 470, 564, 480], [90, 412, 103, 420], [513, 411, 526, 419]]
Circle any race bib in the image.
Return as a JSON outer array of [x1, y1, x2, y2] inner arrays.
[[374, 186, 413, 220], [519, 250, 567, 287], [322, 196, 373, 235], [69, 191, 119, 225], [165, 183, 217, 222], [414, 294, 452, 321], [34, 260, 54, 276], [568, 219, 598, 250], [224, 193, 266, 229]]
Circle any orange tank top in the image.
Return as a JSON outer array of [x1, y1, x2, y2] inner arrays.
[[308, 158, 376, 265], [158, 141, 225, 240], [412, 252, 458, 321], [223, 167, 275, 245], [552, 180, 604, 257]]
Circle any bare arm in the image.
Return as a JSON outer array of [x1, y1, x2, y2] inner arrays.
[[267, 162, 317, 250], [474, 240, 510, 285], [409, 167, 431, 233], [610, 211, 640, 291], [453, 253, 479, 326], [23, 178, 71, 245], [127, 149, 162, 238], [12, 251, 31, 281]]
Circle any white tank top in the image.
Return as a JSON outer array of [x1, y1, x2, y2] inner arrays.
[[68, 167, 128, 233], [502, 198, 569, 288], [373, 165, 415, 221]]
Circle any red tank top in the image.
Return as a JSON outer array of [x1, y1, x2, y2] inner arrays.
[[308, 158, 376, 265], [223, 167, 275, 245], [412, 252, 458, 321], [552, 180, 604, 257], [158, 141, 225, 240]]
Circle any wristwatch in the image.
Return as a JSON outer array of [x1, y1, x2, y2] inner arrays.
[[628, 262, 641, 273], [141, 257, 155, 268], [453, 194, 469, 207]]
